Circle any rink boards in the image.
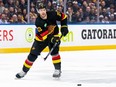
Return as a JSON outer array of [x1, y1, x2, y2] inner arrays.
[[0, 24, 116, 53]]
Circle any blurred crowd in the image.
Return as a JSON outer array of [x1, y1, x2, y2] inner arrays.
[[66, 0, 116, 23], [0, 0, 116, 24]]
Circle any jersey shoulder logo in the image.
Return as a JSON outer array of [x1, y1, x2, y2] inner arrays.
[[44, 23, 47, 28]]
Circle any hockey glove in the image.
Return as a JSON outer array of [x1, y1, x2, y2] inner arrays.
[[61, 25, 69, 36], [51, 36, 60, 44]]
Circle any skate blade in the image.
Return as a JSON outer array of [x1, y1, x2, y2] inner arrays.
[[53, 75, 61, 79], [15, 76, 23, 80], [15, 77, 21, 80]]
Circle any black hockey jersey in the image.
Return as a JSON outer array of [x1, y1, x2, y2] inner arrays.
[[35, 11, 67, 41]]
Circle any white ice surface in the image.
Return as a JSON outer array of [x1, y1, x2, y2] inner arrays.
[[0, 50, 116, 87]]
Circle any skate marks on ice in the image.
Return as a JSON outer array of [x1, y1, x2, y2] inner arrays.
[[61, 69, 116, 84], [0, 50, 116, 87], [60, 50, 116, 86]]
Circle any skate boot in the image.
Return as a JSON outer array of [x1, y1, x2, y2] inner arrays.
[[53, 69, 61, 78], [15, 70, 27, 79]]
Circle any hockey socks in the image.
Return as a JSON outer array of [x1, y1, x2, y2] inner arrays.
[[16, 54, 62, 79]]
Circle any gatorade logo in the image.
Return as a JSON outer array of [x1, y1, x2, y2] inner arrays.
[[61, 31, 73, 42], [25, 28, 34, 43]]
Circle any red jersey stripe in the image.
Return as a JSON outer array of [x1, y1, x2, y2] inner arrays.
[[40, 30, 49, 37], [36, 34, 43, 40]]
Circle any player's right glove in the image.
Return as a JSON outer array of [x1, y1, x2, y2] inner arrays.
[[61, 25, 69, 36], [51, 35, 60, 44]]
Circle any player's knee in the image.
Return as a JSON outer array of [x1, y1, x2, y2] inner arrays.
[[51, 51, 58, 55], [28, 53, 38, 62], [51, 48, 59, 55]]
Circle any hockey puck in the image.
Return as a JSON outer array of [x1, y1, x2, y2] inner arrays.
[[77, 84, 82, 86]]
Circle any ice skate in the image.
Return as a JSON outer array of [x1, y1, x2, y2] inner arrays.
[[15, 70, 27, 79], [53, 69, 61, 78]]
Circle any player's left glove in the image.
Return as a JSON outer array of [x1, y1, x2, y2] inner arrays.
[[51, 35, 60, 44], [61, 25, 69, 36]]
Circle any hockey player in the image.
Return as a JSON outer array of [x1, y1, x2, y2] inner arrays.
[[15, 2, 68, 79]]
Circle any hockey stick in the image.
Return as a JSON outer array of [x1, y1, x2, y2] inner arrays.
[[44, 35, 63, 61]]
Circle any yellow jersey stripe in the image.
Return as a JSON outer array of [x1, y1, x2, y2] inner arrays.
[[61, 25, 68, 28], [35, 35, 47, 41], [62, 15, 67, 20]]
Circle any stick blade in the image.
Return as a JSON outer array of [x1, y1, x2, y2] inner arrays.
[[44, 57, 47, 61]]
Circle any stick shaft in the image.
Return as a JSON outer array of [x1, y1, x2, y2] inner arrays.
[[44, 35, 62, 61]]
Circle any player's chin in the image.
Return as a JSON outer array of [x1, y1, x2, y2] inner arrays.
[[42, 15, 46, 17], [41, 15, 46, 19]]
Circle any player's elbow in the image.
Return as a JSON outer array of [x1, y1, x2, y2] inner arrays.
[[61, 13, 67, 20]]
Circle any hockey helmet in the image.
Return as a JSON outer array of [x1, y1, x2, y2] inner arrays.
[[36, 2, 46, 10]]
